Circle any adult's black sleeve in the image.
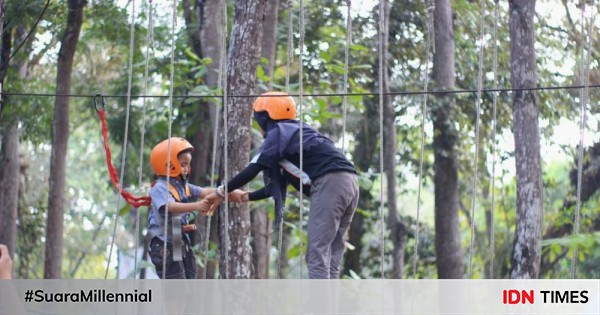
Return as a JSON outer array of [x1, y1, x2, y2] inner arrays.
[[225, 163, 264, 191], [248, 187, 270, 201]]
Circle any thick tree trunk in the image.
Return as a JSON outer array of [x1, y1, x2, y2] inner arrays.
[[508, 0, 543, 279], [0, 125, 19, 256], [44, 0, 86, 279], [431, 0, 463, 279], [249, 0, 279, 278], [183, 0, 225, 279], [0, 13, 16, 256], [218, 0, 267, 279], [251, 209, 270, 278]]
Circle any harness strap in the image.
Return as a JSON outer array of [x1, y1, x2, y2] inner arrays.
[[146, 180, 193, 261]]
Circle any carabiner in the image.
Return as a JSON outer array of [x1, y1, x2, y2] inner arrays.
[[94, 94, 106, 112]]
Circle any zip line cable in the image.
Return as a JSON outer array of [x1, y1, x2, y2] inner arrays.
[[6, 83, 598, 100]]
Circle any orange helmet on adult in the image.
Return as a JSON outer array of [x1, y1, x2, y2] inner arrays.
[[252, 91, 296, 120], [150, 137, 193, 177]]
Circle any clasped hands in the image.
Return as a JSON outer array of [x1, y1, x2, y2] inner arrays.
[[200, 186, 249, 216]]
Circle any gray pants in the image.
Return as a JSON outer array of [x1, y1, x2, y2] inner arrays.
[[306, 171, 359, 279]]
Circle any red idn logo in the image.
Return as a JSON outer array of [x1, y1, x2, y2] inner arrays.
[[503, 290, 534, 304]]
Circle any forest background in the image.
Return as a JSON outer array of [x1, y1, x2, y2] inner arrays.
[[0, 0, 598, 280]]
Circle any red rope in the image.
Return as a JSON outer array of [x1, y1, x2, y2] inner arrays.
[[98, 110, 151, 208]]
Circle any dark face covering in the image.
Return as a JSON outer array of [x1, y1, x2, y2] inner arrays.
[[254, 111, 271, 134]]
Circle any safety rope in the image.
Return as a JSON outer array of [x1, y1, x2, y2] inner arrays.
[[105, 0, 138, 279], [378, 0, 386, 279], [571, 0, 594, 278], [412, 0, 434, 278], [221, 0, 231, 278], [278, 0, 294, 279], [298, 0, 306, 279], [160, 0, 179, 278], [488, 0, 499, 278], [202, 0, 227, 280], [341, 0, 352, 155], [467, 0, 486, 279], [133, 0, 154, 279], [285, 0, 294, 92], [95, 99, 151, 209]]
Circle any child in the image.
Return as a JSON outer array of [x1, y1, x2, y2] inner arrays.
[[205, 92, 359, 279], [146, 137, 244, 279]]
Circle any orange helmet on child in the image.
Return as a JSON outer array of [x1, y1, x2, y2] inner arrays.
[[252, 91, 296, 120], [150, 137, 194, 177]]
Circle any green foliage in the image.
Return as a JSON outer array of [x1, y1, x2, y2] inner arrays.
[[4, 0, 598, 280]]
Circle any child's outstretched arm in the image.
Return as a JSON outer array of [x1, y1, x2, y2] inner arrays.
[[165, 199, 210, 214]]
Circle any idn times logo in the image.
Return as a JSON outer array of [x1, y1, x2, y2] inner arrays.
[[503, 289, 589, 304]]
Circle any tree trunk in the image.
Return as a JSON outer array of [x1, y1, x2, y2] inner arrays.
[[184, 0, 225, 188], [251, 209, 270, 278], [44, 0, 86, 279], [248, 0, 279, 278], [0, 125, 19, 256], [218, 0, 267, 279], [431, 0, 463, 279], [380, 1, 406, 279], [183, 0, 226, 279], [0, 9, 15, 256], [342, 84, 379, 278], [508, 0, 543, 279], [260, 0, 279, 90]]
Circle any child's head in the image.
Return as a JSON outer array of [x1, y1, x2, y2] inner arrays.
[[150, 137, 194, 179], [252, 91, 296, 130]]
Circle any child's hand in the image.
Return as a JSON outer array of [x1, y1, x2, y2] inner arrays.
[[196, 199, 211, 216], [229, 189, 249, 203], [202, 193, 223, 216]]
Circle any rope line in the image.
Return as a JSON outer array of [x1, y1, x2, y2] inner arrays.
[[105, 0, 137, 279], [488, 0, 500, 278], [298, 0, 306, 279], [202, 0, 227, 280], [412, 0, 434, 278], [286, 0, 294, 92], [221, 0, 231, 279], [4, 83, 599, 100], [160, 0, 179, 279], [341, 0, 352, 155], [278, 0, 295, 279], [571, 0, 594, 278], [467, 0, 486, 279], [133, 0, 154, 279], [378, 0, 386, 279]]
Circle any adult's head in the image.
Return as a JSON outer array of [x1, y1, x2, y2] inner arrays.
[[253, 91, 296, 130]]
